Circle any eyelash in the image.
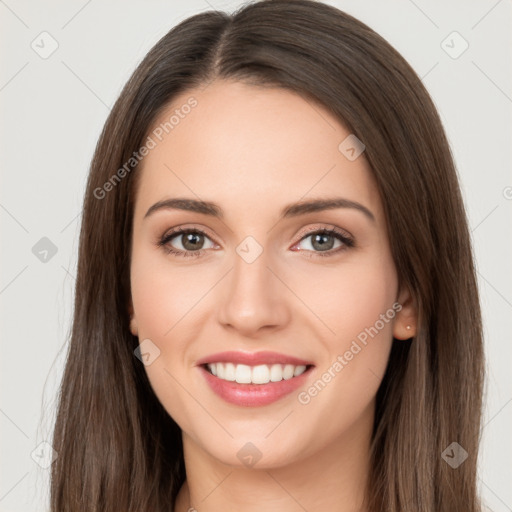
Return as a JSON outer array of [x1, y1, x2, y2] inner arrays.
[[156, 225, 355, 259]]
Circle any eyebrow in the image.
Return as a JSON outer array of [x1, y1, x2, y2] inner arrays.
[[143, 197, 375, 223]]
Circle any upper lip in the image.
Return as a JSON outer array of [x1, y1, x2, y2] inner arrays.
[[196, 350, 314, 367]]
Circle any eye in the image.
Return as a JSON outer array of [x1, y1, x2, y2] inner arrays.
[[157, 225, 355, 259], [157, 227, 217, 258], [291, 227, 355, 258]]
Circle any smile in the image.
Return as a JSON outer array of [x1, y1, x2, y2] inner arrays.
[[205, 362, 308, 384], [196, 350, 315, 407]]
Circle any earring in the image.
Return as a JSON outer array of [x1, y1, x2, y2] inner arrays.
[[406, 325, 411, 330]]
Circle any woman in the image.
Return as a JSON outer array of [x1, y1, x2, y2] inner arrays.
[[50, 0, 484, 510]]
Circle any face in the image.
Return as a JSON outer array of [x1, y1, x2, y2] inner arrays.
[[128, 79, 416, 469]]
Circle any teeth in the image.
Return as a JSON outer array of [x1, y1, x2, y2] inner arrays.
[[224, 362, 236, 381], [206, 363, 307, 384], [235, 364, 252, 384], [283, 364, 295, 380], [252, 364, 270, 384], [293, 365, 306, 377], [270, 364, 283, 382]]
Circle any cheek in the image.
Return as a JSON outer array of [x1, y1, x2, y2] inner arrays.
[[130, 242, 214, 342], [129, 247, 221, 429], [291, 249, 398, 346], [335, 256, 398, 378], [291, 253, 398, 435]]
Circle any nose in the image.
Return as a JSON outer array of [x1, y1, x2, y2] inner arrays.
[[216, 247, 291, 337]]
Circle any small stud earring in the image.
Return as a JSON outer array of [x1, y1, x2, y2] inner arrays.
[[406, 325, 411, 330]]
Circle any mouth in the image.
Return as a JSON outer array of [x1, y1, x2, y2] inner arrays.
[[202, 362, 314, 385], [195, 351, 315, 407]]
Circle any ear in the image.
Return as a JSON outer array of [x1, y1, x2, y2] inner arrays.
[[128, 300, 138, 337], [393, 285, 418, 340]]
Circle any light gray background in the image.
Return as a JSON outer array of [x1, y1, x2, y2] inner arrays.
[[1, 1, 511, 511]]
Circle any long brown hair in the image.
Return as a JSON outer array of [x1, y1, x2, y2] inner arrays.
[[50, 1, 484, 510]]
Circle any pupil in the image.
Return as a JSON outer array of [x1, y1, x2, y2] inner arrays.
[[312, 233, 334, 251], [183, 233, 203, 250]]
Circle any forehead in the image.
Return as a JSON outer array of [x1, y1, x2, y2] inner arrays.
[[133, 79, 382, 224]]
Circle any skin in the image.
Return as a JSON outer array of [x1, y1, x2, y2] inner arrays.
[[128, 79, 417, 512]]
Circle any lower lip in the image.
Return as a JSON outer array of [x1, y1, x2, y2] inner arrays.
[[198, 365, 314, 407]]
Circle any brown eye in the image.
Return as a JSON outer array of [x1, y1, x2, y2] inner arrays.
[[179, 231, 205, 251], [158, 228, 216, 258]]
